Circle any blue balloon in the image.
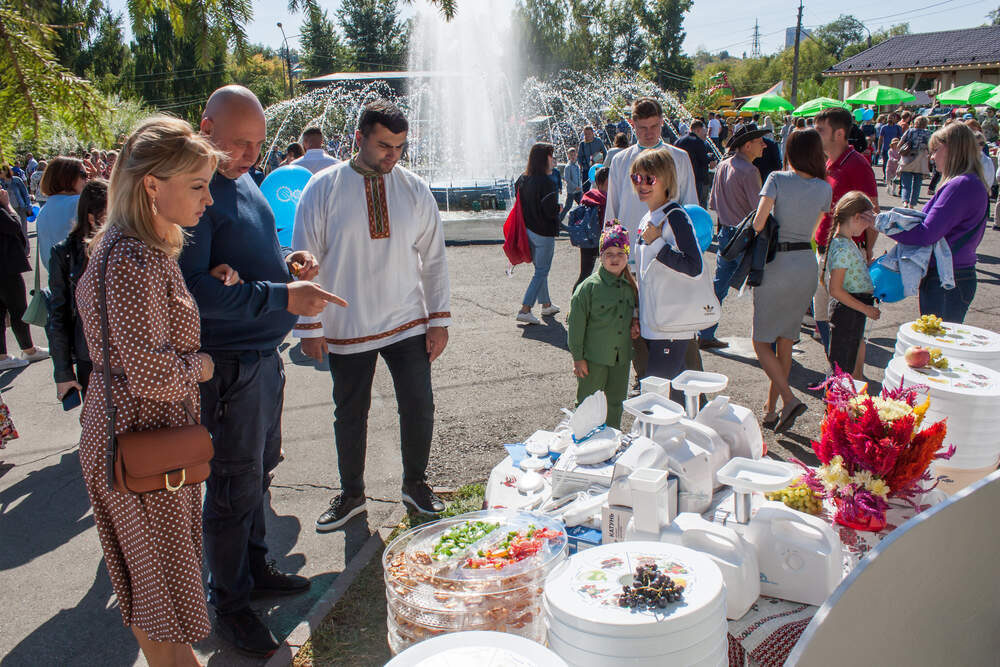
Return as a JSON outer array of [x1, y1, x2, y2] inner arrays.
[[259, 165, 313, 247], [31, 205, 39, 216], [683, 205, 715, 252], [862, 109, 874, 121], [869, 255, 904, 303], [588, 163, 602, 184]]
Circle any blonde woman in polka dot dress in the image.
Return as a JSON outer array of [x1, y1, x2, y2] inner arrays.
[[76, 116, 231, 666]]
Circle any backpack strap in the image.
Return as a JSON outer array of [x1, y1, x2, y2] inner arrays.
[[950, 205, 990, 256]]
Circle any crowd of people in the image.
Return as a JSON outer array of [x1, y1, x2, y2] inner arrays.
[[0, 83, 996, 666], [516, 96, 993, 434]]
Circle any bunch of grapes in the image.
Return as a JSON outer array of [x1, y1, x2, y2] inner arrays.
[[912, 315, 946, 335], [617, 563, 684, 609], [766, 480, 823, 515], [928, 348, 949, 369]]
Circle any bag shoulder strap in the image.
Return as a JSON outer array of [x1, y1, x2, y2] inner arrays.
[[99, 234, 123, 490], [32, 232, 40, 292], [950, 206, 990, 256]]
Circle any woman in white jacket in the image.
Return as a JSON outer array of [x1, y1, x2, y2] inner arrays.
[[632, 149, 720, 394]]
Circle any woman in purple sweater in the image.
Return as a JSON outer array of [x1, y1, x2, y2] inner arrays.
[[890, 122, 989, 323]]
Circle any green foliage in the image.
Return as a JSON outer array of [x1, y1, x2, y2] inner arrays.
[[0, 3, 110, 159], [636, 0, 693, 92], [337, 0, 407, 71], [988, 6, 999, 26], [299, 4, 353, 78]]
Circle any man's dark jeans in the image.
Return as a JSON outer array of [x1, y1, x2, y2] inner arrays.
[[202, 351, 284, 614], [328, 334, 434, 497]]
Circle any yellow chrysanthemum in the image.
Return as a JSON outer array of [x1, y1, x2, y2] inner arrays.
[[912, 397, 930, 429], [868, 479, 891, 498], [819, 456, 850, 491]]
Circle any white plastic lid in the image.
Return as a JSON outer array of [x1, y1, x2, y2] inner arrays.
[[517, 470, 545, 494], [671, 370, 729, 396], [716, 457, 798, 493], [623, 393, 686, 425], [544, 541, 725, 638], [519, 456, 548, 471], [885, 356, 1000, 399], [386, 631, 569, 667]]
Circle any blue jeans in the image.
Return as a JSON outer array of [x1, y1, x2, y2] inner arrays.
[[559, 190, 582, 223], [899, 172, 923, 207], [700, 225, 740, 340], [202, 351, 285, 613], [523, 229, 555, 307], [328, 334, 434, 497], [919, 265, 977, 324]]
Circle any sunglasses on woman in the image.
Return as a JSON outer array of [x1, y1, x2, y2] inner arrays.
[[630, 173, 657, 186]]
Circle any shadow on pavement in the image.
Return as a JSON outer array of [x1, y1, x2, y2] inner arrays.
[[1, 563, 139, 667], [0, 450, 91, 571], [519, 317, 568, 351]]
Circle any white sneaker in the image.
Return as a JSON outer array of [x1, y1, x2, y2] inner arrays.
[[21, 347, 49, 362], [540, 304, 561, 316], [516, 311, 541, 325], [0, 356, 30, 370]]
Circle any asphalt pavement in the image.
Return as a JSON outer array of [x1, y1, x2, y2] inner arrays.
[[1, 178, 998, 666]]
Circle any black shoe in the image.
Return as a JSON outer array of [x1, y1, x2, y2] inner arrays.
[[214, 607, 279, 658], [699, 338, 729, 350], [251, 559, 311, 598], [401, 481, 445, 515], [316, 493, 366, 532]]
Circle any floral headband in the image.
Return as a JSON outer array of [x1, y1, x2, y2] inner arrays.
[[600, 222, 630, 255]]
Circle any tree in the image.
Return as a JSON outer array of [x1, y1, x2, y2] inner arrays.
[[988, 6, 1000, 25], [337, 0, 407, 71], [47, 0, 101, 76], [840, 23, 908, 60], [299, 4, 353, 78], [594, 0, 646, 72], [79, 8, 134, 97], [636, 0, 694, 92], [513, 0, 570, 77], [228, 45, 287, 108]]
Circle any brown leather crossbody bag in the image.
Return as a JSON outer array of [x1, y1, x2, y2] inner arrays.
[[99, 235, 213, 494]]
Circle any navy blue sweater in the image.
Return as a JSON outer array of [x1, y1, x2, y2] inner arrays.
[[179, 172, 296, 352]]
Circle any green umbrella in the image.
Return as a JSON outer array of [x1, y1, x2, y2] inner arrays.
[[741, 93, 794, 113], [985, 92, 1000, 110], [936, 82, 996, 106], [845, 84, 915, 106], [792, 97, 850, 117]]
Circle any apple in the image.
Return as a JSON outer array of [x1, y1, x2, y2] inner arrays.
[[904, 345, 931, 368]]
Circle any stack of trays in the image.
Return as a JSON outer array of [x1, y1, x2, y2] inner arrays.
[[894, 321, 1000, 372], [883, 356, 1000, 471], [384, 630, 568, 667], [544, 541, 727, 667], [383, 510, 568, 655]]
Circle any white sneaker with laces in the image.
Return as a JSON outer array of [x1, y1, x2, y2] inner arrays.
[[516, 311, 541, 325], [540, 304, 561, 316], [0, 356, 30, 370], [22, 347, 50, 362]]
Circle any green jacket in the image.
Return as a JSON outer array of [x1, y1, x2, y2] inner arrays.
[[568, 266, 637, 366]]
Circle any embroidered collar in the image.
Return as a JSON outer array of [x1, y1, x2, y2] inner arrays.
[[637, 140, 665, 151], [350, 157, 391, 239], [349, 157, 381, 178]]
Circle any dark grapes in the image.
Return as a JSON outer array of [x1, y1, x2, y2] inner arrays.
[[616, 564, 685, 609]]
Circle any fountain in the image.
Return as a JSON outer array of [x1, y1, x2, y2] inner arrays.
[[260, 2, 719, 241]]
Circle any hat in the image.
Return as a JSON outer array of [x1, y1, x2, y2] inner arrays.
[[962, 113, 974, 120], [727, 122, 771, 150], [600, 223, 629, 255]]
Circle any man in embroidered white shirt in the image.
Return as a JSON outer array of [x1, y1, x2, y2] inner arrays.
[[292, 126, 340, 174], [293, 100, 451, 531]]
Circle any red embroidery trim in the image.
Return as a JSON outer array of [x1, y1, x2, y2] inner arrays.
[[326, 317, 430, 346], [364, 175, 390, 239], [294, 322, 323, 330], [427, 311, 451, 320]]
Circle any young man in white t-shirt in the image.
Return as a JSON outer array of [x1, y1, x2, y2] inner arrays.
[[708, 113, 722, 150]]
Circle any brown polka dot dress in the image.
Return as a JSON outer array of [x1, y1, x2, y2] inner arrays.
[[75, 227, 211, 643]]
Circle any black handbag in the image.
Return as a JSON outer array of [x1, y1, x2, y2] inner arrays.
[[720, 210, 757, 262]]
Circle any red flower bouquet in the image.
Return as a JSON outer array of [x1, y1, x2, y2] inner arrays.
[[798, 370, 953, 531]]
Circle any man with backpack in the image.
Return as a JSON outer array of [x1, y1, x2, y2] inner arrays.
[[568, 166, 609, 294]]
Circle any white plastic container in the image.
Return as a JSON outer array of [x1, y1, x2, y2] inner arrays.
[[385, 630, 569, 667], [895, 320, 1000, 372], [661, 514, 760, 621], [639, 375, 672, 397], [671, 370, 729, 418], [743, 500, 843, 606], [679, 417, 731, 490], [695, 395, 764, 461]]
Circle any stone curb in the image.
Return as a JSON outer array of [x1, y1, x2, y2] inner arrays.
[[263, 522, 398, 667]]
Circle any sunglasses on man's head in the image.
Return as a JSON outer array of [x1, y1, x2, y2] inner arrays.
[[630, 173, 657, 186]]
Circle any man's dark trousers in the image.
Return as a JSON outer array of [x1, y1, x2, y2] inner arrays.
[[202, 350, 284, 614], [328, 334, 434, 497]]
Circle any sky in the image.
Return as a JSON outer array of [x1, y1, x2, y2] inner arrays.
[[107, 0, 993, 61]]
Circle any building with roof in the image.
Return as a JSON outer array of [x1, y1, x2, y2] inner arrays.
[[823, 26, 1000, 100]]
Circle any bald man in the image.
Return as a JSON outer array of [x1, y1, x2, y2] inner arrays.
[[179, 85, 344, 657]]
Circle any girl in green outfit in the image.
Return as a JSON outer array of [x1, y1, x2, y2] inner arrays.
[[568, 224, 640, 428]]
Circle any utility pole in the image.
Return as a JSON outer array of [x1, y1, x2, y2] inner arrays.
[[277, 22, 293, 98], [791, 1, 803, 106], [751, 20, 761, 58]]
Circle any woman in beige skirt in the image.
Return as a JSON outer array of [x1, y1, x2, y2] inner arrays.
[[76, 116, 234, 666]]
